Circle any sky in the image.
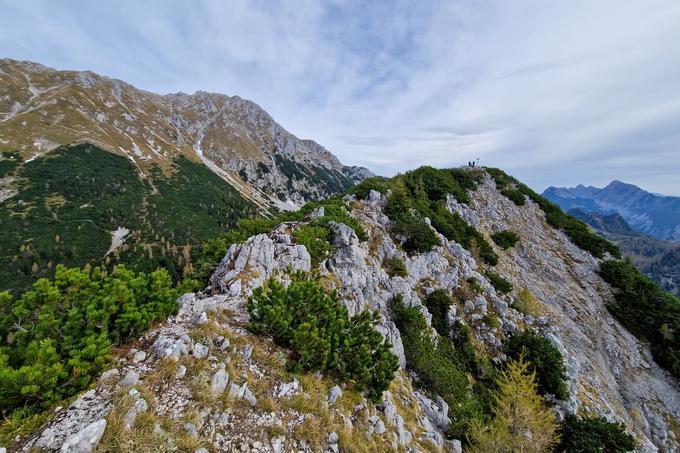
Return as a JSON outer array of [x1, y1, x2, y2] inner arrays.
[[1, 0, 680, 194]]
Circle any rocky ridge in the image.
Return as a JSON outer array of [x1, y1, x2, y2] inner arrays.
[[0, 59, 370, 209], [11, 169, 680, 452]]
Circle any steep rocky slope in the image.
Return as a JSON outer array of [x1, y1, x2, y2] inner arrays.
[[0, 59, 370, 208], [569, 208, 680, 297], [7, 168, 680, 453]]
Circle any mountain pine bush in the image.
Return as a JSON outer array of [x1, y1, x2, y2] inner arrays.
[[391, 295, 493, 438], [0, 265, 181, 415], [599, 259, 680, 379], [491, 230, 520, 250], [557, 415, 635, 453], [485, 271, 513, 294], [383, 256, 408, 278], [247, 275, 398, 402], [503, 331, 569, 400]]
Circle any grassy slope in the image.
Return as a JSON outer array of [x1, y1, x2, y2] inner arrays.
[[0, 144, 257, 294]]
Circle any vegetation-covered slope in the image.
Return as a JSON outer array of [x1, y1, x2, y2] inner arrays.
[[0, 144, 257, 294]]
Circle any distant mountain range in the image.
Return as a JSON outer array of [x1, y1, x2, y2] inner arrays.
[[567, 208, 680, 297], [543, 181, 680, 296], [543, 181, 680, 241]]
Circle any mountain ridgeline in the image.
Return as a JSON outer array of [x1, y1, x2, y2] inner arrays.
[[0, 59, 371, 294], [543, 181, 680, 241], [2, 165, 679, 453], [0, 58, 371, 209]]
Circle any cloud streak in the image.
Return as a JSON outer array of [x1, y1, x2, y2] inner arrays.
[[1, 0, 680, 193]]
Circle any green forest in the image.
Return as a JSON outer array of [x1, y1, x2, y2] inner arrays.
[[0, 145, 257, 294]]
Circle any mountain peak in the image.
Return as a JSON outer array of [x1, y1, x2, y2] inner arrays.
[[0, 58, 372, 208]]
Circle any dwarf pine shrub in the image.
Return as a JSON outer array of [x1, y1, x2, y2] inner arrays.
[[247, 275, 398, 402]]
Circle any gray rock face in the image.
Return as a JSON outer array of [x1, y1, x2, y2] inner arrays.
[[123, 390, 148, 430], [461, 172, 680, 451], [327, 385, 343, 404], [209, 232, 311, 295], [59, 419, 106, 453], [414, 392, 450, 433], [151, 326, 193, 359], [211, 364, 230, 395]]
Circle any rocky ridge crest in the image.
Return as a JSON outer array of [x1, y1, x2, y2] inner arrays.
[[12, 169, 680, 452]]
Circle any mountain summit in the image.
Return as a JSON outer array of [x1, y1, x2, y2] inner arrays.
[[0, 58, 371, 209]]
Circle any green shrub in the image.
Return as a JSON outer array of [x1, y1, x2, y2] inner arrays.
[[424, 290, 453, 335], [486, 168, 620, 259], [311, 199, 368, 242], [500, 188, 526, 206], [599, 259, 680, 379], [391, 296, 493, 438], [503, 331, 568, 400], [557, 415, 635, 453], [384, 256, 408, 278], [0, 265, 181, 414], [485, 271, 513, 294], [350, 177, 389, 199], [383, 170, 497, 264], [468, 277, 484, 294], [293, 225, 334, 265], [491, 230, 520, 250], [247, 275, 398, 402]]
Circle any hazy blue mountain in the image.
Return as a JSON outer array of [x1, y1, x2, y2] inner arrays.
[[543, 181, 680, 241]]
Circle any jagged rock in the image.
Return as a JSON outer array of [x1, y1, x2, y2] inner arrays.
[[329, 221, 359, 247], [118, 370, 140, 387], [271, 437, 285, 453], [492, 298, 508, 316], [275, 379, 299, 398], [446, 305, 457, 328], [310, 206, 325, 218], [446, 439, 463, 453], [192, 343, 209, 359], [368, 189, 382, 203], [368, 415, 387, 435], [375, 320, 406, 369], [327, 385, 343, 404], [59, 419, 106, 453], [132, 350, 147, 363], [184, 422, 198, 438], [123, 390, 148, 430], [242, 344, 253, 361], [151, 327, 193, 359], [241, 385, 257, 407], [328, 431, 339, 453], [100, 369, 119, 381], [381, 391, 412, 446], [211, 364, 230, 395], [194, 448, 209, 453], [176, 365, 187, 379], [414, 392, 450, 433], [193, 311, 209, 325]]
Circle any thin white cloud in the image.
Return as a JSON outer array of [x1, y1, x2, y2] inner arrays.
[[1, 0, 679, 193]]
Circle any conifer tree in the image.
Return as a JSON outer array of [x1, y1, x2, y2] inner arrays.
[[467, 356, 559, 453]]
